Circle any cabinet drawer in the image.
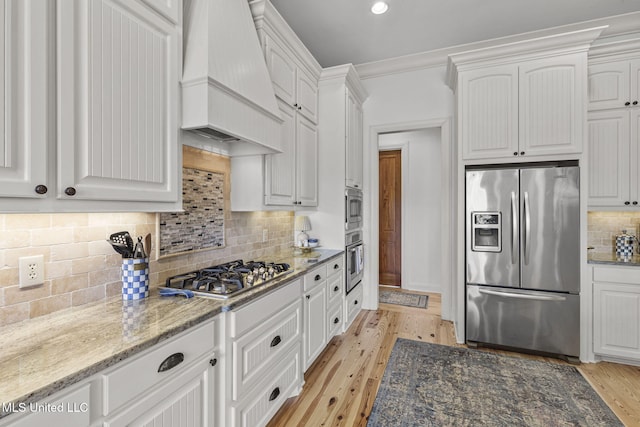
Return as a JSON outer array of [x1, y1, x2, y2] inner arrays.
[[326, 257, 344, 278], [346, 285, 363, 327], [102, 320, 215, 415], [593, 266, 640, 284], [230, 346, 301, 427], [230, 279, 301, 338], [327, 273, 343, 304], [327, 302, 343, 340], [232, 299, 301, 400], [303, 265, 327, 292]]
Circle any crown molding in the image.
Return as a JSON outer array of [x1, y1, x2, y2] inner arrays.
[[356, 11, 640, 80], [319, 64, 368, 102]]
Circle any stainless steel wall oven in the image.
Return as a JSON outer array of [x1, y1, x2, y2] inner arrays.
[[346, 229, 364, 294]]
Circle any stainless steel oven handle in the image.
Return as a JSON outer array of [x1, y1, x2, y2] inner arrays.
[[511, 191, 517, 265], [524, 191, 531, 265], [478, 288, 566, 301]]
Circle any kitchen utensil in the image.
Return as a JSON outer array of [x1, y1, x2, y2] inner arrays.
[[133, 236, 147, 259], [159, 288, 194, 299], [144, 233, 152, 259], [107, 240, 131, 258], [110, 231, 134, 256]]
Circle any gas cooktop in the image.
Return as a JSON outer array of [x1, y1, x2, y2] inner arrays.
[[162, 259, 292, 299]]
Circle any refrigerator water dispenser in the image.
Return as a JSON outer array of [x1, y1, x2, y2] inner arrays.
[[471, 212, 501, 252]]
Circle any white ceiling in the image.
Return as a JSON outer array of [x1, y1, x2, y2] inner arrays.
[[269, 0, 640, 68]]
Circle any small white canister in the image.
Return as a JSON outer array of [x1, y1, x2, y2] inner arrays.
[[615, 230, 635, 257]]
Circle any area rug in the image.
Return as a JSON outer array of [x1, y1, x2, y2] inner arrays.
[[379, 290, 428, 309], [367, 339, 621, 427]]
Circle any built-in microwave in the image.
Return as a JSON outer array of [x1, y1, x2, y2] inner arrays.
[[345, 188, 363, 230]]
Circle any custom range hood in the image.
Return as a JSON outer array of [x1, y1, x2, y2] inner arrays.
[[182, 0, 283, 155]]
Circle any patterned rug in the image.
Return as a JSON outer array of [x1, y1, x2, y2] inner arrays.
[[379, 290, 428, 309], [368, 339, 621, 427]]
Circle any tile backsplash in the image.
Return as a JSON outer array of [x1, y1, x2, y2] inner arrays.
[[587, 211, 640, 253], [0, 211, 293, 326]]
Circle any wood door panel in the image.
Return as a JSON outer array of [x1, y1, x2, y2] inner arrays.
[[379, 150, 401, 286]]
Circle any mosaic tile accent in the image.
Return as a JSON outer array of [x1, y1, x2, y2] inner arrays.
[[159, 168, 225, 256]]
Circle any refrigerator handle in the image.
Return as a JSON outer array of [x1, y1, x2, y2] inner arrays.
[[478, 288, 567, 301], [510, 192, 518, 264], [524, 191, 531, 265]]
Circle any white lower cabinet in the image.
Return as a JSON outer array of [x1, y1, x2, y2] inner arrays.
[[303, 265, 328, 370], [227, 280, 303, 427], [593, 265, 640, 362]]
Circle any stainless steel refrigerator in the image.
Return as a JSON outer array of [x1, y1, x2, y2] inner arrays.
[[465, 163, 580, 358]]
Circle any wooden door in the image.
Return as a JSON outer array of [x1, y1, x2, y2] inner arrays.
[[379, 150, 401, 286]]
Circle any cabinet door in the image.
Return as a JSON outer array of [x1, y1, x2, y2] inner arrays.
[[587, 110, 630, 207], [57, 0, 179, 202], [460, 64, 519, 160], [631, 59, 640, 108], [519, 54, 584, 157], [296, 114, 318, 207], [304, 283, 326, 369], [0, 0, 49, 198], [264, 35, 296, 106], [588, 61, 630, 111], [345, 89, 363, 189], [105, 357, 216, 427], [264, 102, 296, 206], [630, 108, 640, 205], [296, 68, 318, 124], [594, 282, 640, 360]]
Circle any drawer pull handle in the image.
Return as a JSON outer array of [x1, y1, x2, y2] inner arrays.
[[334, 264, 339, 269], [354, 300, 359, 305], [158, 352, 184, 372], [334, 286, 339, 292], [269, 387, 280, 402], [315, 274, 321, 281], [270, 335, 282, 347], [334, 317, 340, 324], [209, 358, 217, 367]]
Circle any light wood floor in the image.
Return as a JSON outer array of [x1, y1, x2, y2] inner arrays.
[[267, 288, 640, 427]]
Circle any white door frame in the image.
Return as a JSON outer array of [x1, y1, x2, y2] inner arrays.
[[365, 117, 455, 321]]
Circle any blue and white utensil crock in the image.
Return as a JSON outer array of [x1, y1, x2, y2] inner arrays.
[[121, 258, 150, 300], [615, 230, 635, 257]]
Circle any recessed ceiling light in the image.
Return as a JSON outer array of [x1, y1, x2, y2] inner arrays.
[[371, 1, 388, 14]]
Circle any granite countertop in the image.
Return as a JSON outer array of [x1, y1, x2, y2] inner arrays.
[[587, 252, 640, 267], [0, 248, 343, 418]]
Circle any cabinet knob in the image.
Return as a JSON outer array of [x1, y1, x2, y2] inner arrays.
[[634, 101, 638, 106], [298, 105, 302, 111], [209, 358, 217, 367], [625, 101, 631, 106], [315, 274, 321, 281], [625, 201, 631, 205], [334, 264, 339, 270], [306, 295, 310, 300], [520, 151, 525, 156], [64, 187, 77, 196], [293, 103, 298, 108], [334, 317, 340, 324], [633, 201, 638, 205], [334, 285, 339, 292], [354, 300, 359, 305], [34, 185, 48, 195], [513, 152, 518, 156]]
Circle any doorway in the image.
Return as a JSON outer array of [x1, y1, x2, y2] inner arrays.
[[379, 150, 402, 286]]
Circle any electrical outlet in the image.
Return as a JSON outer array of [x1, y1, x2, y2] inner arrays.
[[262, 229, 268, 243], [19, 255, 45, 288]]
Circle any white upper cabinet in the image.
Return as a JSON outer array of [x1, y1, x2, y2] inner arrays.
[[345, 88, 364, 189], [57, 0, 179, 203], [264, 34, 318, 124], [0, 0, 49, 199], [0, 0, 181, 212], [588, 58, 640, 110], [460, 64, 519, 160], [458, 55, 585, 160], [448, 27, 604, 162]]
